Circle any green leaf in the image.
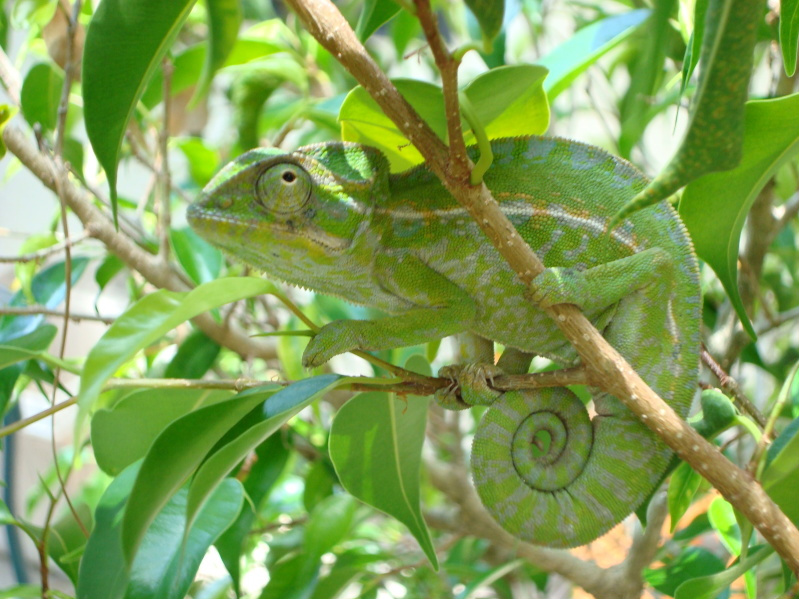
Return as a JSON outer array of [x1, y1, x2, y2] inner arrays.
[[538, 9, 651, 100], [781, 0, 799, 76], [126, 480, 244, 599], [668, 461, 703, 531], [340, 67, 549, 172], [708, 497, 741, 555], [169, 227, 223, 285], [0, 104, 18, 158], [644, 547, 726, 596], [163, 329, 221, 379], [0, 323, 56, 369], [83, 0, 197, 215], [175, 137, 220, 187], [673, 545, 773, 599], [121, 385, 279, 564], [20, 62, 63, 132], [456, 558, 526, 599], [461, 65, 549, 139], [78, 277, 273, 418], [77, 462, 244, 599], [329, 391, 437, 568], [681, 0, 709, 91], [464, 0, 504, 43], [305, 494, 357, 559], [215, 434, 290, 592], [91, 388, 233, 475], [614, 0, 764, 223], [355, 0, 401, 42], [193, 0, 242, 102], [340, 79, 448, 171], [680, 94, 799, 339], [762, 416, 799, 526], [185, 375, 344, 534]]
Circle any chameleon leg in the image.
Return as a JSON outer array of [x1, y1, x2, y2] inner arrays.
[[303, 253, 476, 367], [470, 246, 698, 548]]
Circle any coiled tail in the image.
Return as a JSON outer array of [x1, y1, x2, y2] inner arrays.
[[472, 387, 671, 548]]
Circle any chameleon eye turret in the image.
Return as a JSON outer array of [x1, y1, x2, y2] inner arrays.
[[256, 163, 312, 217]]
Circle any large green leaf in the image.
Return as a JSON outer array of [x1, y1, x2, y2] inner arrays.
[[667, 462, 703, 531], [329, 391, 436, 568], [78, 277, 274, 418], [538, 9, 650, 100], [340, 66, 549, 172], [185, 375, 345, 533], [91, 388, 234, 475], [77, 462, 244, 599], [680, 94, 799, 338], [83, 0, 197, 215], [781, 0, 799, 76], [120, 385, 279, 564]]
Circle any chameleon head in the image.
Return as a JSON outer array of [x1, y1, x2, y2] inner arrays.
[[187, 143, 389, 287]]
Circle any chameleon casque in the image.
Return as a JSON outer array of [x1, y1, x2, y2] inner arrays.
[[188, 136, 701, 548]]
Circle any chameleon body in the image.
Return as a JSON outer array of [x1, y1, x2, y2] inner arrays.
[[188, 137, 701, 548]]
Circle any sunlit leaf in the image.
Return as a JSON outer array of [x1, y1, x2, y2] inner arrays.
[[680, 95, 799, 338], [83, 0, 197, 216]]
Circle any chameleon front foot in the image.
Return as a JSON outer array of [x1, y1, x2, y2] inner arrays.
[[434, 363, 504, 411]]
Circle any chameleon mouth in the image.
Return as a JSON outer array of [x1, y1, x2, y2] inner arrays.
[[187, 208, 351, 253]]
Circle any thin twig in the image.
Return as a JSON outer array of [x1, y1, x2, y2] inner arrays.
[[0, 231, 89, 263], [0, 306, 115, 324], [701, 347, 767, 428]]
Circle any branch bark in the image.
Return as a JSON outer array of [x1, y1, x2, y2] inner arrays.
[[283, 0, 799, 576]]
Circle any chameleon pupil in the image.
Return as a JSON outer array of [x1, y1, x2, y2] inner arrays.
[[282, 171, 296, 183]]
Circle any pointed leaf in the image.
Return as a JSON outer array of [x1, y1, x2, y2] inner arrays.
[[329, 391, 437, 568], [83, 0, 196, 212], [121, 385, 278, 564], [781, 0, 799, 76], [464, 0, 504, 43], [763, 416, 799, 526], [680, 94, 799, 338], [126, 479, 244, 599], [185, 375, 344, 532], [78, 277, 273, 417], [355, 0, 401, 42], [539, 9, 650, 100], [91, 388, 234, 475], [644, 547, 725, 596]]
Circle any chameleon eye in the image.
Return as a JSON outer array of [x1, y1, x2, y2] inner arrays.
[[256, 163, 311, 216]]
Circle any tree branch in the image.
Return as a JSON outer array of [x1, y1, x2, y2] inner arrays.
[[283, 0, 799, 574]]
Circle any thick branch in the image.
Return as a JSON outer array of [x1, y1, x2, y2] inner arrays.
[[2, 125, 276, 362], [284, 0, 799, 574]]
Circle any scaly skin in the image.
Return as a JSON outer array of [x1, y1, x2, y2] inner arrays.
[[188, 137, 701, 548]]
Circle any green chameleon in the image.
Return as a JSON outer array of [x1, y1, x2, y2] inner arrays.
[[188, 136, 701, 548]]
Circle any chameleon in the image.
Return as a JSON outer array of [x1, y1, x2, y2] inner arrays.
[[187, 136, 701, 548]]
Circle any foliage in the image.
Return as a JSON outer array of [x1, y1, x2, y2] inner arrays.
[[0, 0, 799, 598]]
